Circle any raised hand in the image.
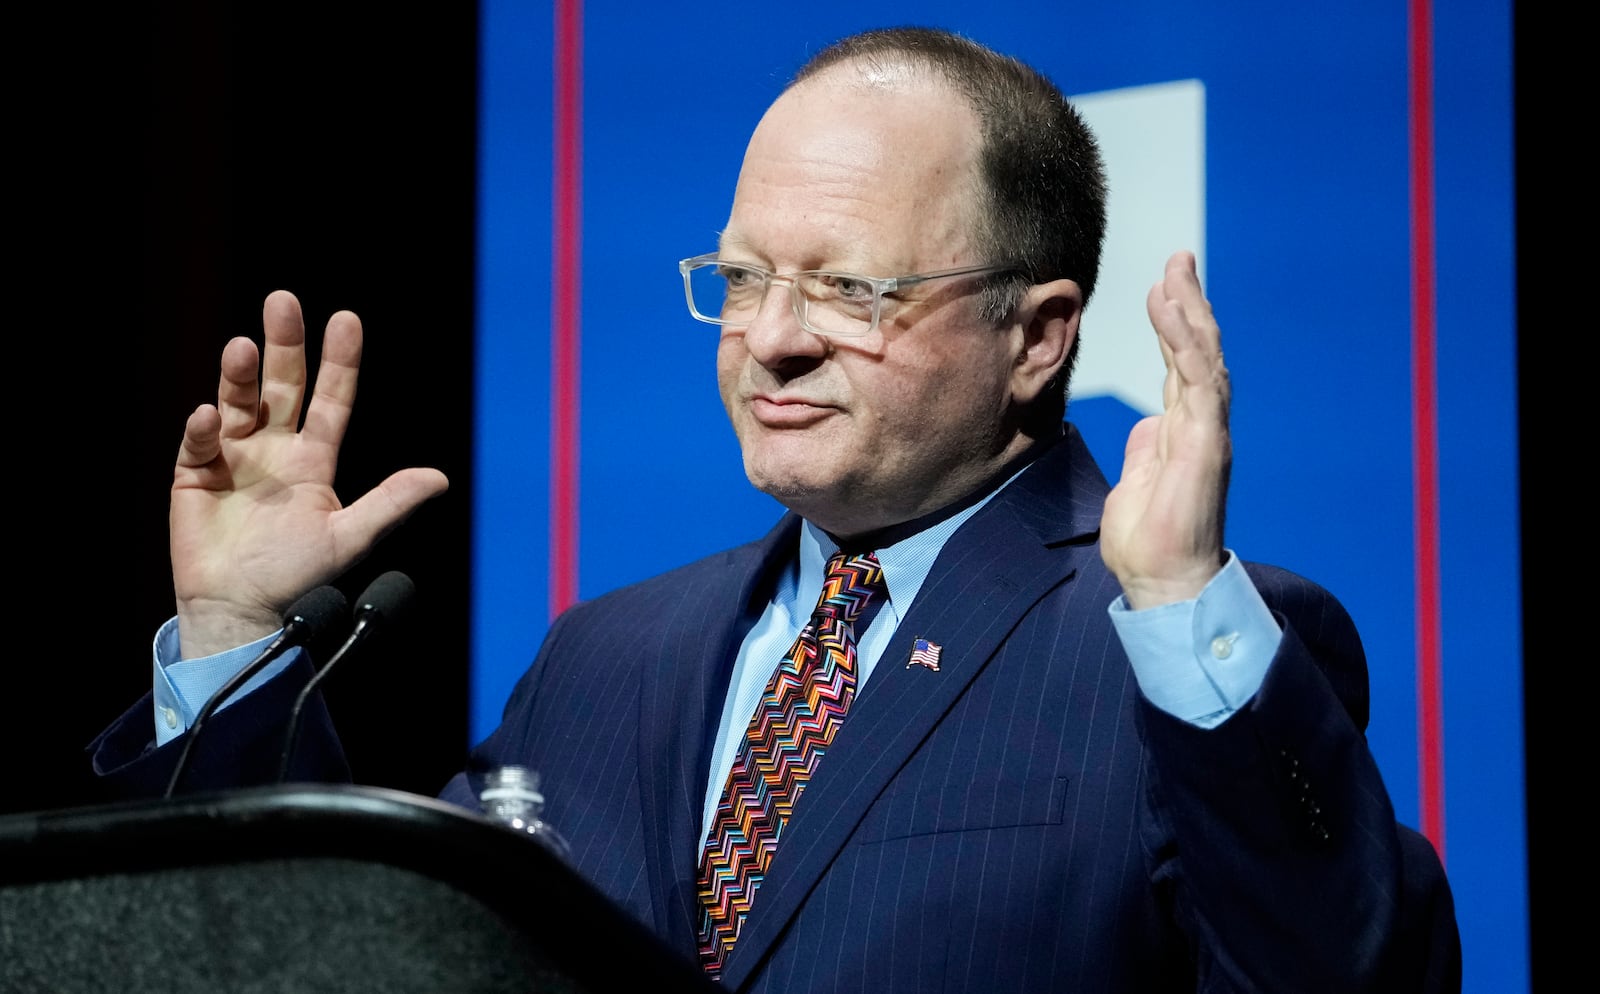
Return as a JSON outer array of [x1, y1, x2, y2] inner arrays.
[[170, 291, 449, 657], [1099, 251, 1230, 609]]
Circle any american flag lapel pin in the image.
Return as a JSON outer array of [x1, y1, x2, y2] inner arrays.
[[906, 636, 942, 672]]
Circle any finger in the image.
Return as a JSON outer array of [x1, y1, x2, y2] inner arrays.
[[1146, 280, 1183, 409], [176, 404, 223, 470], [1164, 251, 1220, 345], [1118, 414, 1161, 479], [216, 336, 264, 439], [299, 309, 365, 448], [1161, 298, 1229, 426], [259, 290, 309, 429], [331, 467, 451, 555], [1148, 255, 1229, 415]]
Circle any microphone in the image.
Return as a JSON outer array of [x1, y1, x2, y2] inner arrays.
[[165, 585, 349, 798], [276, 570, 416, 782]]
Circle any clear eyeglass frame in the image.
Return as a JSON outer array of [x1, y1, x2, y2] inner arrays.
[[678, 252, 1019, 339]]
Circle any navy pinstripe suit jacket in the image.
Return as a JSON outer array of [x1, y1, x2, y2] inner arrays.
[[433, 426, 1453, 993], [91, 425, 1456, 992]]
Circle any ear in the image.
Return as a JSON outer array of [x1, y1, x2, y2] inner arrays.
[[1007, 278, 1082, 405]]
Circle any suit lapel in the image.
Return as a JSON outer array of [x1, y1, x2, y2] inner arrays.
[[636, 514, 801, 952], [721, 427, 1112, 988]]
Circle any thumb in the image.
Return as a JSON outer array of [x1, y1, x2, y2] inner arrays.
[[336, 468, 451, 552]]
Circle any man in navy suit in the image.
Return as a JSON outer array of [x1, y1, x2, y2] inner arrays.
[[96, 26, 1457, 993]]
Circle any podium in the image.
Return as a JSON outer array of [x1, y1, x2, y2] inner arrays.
[[0, 784, 719, 993]]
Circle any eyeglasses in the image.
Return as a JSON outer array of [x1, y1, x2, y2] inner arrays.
[[678, 253, 1018, 339]]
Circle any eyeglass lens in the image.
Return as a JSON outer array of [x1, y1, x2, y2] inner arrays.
[[687, 263, 876, 337]]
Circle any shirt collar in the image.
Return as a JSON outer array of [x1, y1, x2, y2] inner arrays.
[[796, 459, 1033, 617]]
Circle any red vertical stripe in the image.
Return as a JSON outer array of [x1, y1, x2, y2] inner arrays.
[[550, 0, 582, 618], [1409, 0, 1445, 859]]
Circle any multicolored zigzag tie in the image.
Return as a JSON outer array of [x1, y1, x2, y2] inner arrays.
[[695, 549, 885, 979]]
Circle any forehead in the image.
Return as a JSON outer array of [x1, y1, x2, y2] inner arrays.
[[721, 67, 983, 271]]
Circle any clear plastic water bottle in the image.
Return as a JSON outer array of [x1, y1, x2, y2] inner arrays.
[[477, 765, 574, 862]]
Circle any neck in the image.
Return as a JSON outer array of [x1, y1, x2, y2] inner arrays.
[[824, 430, 1062, 553]]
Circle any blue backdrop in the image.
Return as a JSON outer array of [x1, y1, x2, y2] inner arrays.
[[475, 3, 1521, 990]]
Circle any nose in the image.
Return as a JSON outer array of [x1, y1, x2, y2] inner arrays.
[[740, 277, 829, 370]]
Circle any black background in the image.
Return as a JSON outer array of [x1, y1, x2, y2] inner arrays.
[[8, 1, 1563, 986], [14, 1, 476, 811]]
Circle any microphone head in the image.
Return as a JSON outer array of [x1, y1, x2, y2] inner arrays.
[[354, 570, 417, 624], [283, 585, 350, 642]]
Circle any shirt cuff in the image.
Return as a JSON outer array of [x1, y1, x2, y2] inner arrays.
[[1106, 552, 1282, 729], [152, 617, 299, 747]]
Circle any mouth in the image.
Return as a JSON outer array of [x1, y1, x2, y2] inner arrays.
[[749, 394, 838, 428]]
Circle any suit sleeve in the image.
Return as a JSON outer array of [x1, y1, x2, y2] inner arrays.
[[1134, 563, 1459, 993], [86, 653, 351, 798], [435, 604, 572, 811]]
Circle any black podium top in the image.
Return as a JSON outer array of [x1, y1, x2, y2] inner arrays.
[[0, 784, 718, 994]]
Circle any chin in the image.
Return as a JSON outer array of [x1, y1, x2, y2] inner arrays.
[[744, 458, 842, 516], [736, 423, 878, 515], [744, 465, 827, 507]]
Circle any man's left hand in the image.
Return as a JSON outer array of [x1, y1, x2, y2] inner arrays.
[[1100, 250, 1231, 609]]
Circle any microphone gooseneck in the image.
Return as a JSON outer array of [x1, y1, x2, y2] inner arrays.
[[164, 585, 349, 798], [276, 571, 417, 783]]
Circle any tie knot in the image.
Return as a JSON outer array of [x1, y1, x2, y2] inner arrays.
[[814, 550, 885, 628]]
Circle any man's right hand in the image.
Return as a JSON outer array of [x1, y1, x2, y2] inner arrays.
[[170, 290, 450, 659]]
